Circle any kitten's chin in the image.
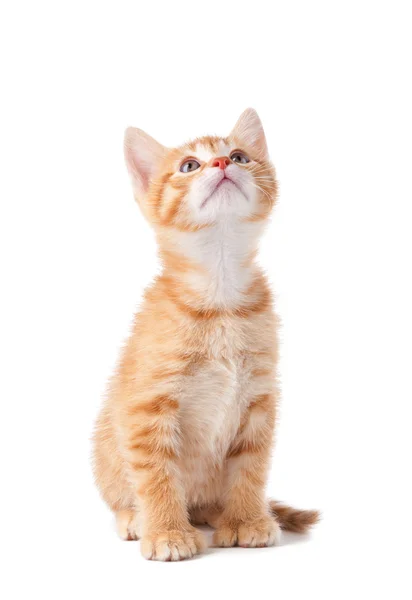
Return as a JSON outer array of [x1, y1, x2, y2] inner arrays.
[[197, 190, 252, 225], [201, 179, 243, 209]]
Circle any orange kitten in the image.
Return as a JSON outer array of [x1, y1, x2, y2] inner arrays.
[[92, 109, 319, 561]]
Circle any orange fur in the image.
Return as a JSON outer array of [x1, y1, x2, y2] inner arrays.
[[92, 109, 319, 561]]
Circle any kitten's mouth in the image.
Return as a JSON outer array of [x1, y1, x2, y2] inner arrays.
[[216, 176, 234, 190], [201, 174, 245, 208]]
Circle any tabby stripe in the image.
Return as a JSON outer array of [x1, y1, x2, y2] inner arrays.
[[127, 395, 179, 416]]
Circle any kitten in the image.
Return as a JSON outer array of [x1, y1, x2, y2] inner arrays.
[[93, 109, 319, 561]]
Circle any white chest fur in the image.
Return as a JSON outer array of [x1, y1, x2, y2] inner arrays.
[[177, 320, 256, 505]]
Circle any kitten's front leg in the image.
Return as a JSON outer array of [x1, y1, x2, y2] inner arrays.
[[214, 392, 281, 548], [123, 394, 206, 561]]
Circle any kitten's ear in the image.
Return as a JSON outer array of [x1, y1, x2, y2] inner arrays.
[[230, 108, 269, 160], [124, 127, 167, 199]]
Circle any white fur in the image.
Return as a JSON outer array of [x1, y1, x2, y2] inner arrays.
[[171, 219, 263, 308]]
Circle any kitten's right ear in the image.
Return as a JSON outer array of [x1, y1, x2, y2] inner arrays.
[[230, 108, 269, 161], [124, 127, 167, 199]]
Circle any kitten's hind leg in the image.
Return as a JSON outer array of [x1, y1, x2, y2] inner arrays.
[[115, 509, 142, 540]]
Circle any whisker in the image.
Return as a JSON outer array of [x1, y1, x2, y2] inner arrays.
[[250, 182, 273, 203], [250, 173, 275, 182]]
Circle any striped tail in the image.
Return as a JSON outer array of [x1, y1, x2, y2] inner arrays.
[[269, 500, 320, 533]]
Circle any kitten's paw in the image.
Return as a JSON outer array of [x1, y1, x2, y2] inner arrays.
[[115, 509, 141, 541], [213, 516, 281, 548], [140, 527, 207, 561]]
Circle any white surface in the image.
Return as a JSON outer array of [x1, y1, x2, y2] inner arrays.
[[1, 1, 411, 598]]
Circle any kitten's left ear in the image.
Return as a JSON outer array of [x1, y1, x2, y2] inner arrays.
[[230, 108, 269, 160]]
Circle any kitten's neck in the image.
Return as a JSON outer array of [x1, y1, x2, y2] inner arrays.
[[159, 220, 264, 310]]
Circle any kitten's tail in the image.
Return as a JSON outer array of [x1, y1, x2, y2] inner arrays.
[[269, 500, 320, 533]]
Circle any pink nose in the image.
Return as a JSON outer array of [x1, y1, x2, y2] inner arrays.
[[212, 156, 230, 170]]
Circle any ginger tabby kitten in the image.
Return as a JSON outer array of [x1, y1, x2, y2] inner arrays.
[[93, 109, 319, 561]]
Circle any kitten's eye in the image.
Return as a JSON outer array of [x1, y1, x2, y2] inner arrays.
[[180, 159, 201, 173], [230, 151, 250, 164]]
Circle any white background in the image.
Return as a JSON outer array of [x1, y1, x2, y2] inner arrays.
[[1, 1, 411, 598]]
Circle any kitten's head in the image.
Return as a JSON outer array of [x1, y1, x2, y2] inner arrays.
[[124, 109, 277, 231]]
